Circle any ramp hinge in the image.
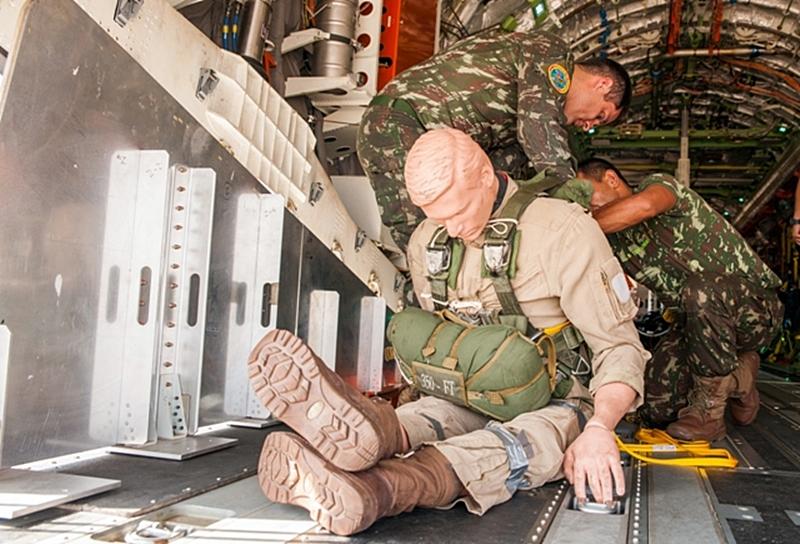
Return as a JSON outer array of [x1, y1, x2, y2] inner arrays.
[[114, 0, 144, 27]]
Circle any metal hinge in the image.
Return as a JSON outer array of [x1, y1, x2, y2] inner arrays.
[[354, 229, 367, 252], [308, 181, 325, 205], [114, 0, 144, 27], [196, 68, 219, 101]]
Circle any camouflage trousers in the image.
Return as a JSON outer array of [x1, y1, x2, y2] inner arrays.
[[639, 273, 783, 426], [356, 104, 534, 252]]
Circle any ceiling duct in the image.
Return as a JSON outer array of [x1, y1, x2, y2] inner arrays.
[[733, 136, 800, 228]]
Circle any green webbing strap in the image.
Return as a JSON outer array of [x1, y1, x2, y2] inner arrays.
[[560, 325, 584, 350], [427, 227, 449, 310], [493, 275, 525, 317], [483, 183, 543, 319], [426, 227, 465, 309], [448, 240, 465, 289], [516, 167, 565, 195], [494, 183, 542, 222]]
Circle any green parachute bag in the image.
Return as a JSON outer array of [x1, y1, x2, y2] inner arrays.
[[387, 307, 557, 421]]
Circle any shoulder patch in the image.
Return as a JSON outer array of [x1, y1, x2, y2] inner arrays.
[[547, 63, 571, 94]]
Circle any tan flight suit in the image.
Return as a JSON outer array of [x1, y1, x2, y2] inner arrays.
[[396, 180, 650, 515]]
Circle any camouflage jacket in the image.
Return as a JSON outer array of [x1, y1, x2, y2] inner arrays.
[[608, 174, 781, 305], [380, 28, 575, 183]]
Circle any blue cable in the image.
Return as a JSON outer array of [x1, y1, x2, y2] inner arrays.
[[598, 7, 611, 59]]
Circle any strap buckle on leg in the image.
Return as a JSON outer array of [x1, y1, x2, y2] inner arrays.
[[485, 421, 533, 492]]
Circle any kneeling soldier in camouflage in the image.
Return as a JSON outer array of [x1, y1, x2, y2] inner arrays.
[[576, 158, 783, 441], [250, 129, 648, 536]]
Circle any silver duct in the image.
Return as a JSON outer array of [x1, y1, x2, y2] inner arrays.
[[239, 0, 271, 63], [312, 0, 358, 77]]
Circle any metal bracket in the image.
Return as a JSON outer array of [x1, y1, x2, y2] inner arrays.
[[354, 229, 367, 252], [308, 181, 325, 205], [281, 28, 331, 54], [717, 504, 763, 522], [284, 74, 358, 98], [157, 373, 187, 439], [114, 0, 144, 27], [196, 68, 219, 101], [786, 510, 800, 526]]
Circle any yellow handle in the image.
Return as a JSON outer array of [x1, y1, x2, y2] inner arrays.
[[614, 428, 738, 469]]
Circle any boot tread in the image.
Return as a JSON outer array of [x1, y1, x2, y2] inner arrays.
[[258, 432, 377, 536], [248, 329, 381, 471]]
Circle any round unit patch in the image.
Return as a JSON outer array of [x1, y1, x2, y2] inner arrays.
[[547, 63, 571, 94]]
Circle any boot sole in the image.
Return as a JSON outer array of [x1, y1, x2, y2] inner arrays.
[[258, 432, 377, 536], [248, 329, 382, 472]]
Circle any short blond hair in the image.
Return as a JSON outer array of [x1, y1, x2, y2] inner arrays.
[[404, 128, 488, 206]]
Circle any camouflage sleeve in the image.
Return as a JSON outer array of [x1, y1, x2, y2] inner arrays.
[[516, 44, 575, 182], [638, 173, 685, 215], [549, 177, 594, 209]]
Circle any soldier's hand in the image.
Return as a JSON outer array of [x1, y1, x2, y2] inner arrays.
[[563, 425, 625, 505], [793, 224, 800, 245]]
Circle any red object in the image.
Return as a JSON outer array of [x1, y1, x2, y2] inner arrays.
[[375, 0, 438, 90], [377, 0, 402, 90], [708, 0, 724, 54], [666, 0, 683, 55]]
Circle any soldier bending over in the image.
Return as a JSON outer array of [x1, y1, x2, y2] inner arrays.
[[357, 29, 631, 253]]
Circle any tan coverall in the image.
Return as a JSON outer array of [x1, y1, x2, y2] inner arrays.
[[396, 181, 649, 514]]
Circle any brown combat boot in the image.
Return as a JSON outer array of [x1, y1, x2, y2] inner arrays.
[[259, 432, 464, 536], [248, 329, 405, 472], [666, 374, 736, 442], [729, 351, 761, 426]]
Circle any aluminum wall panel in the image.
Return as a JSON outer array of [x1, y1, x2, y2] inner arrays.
[[0, 0, 371, 464]]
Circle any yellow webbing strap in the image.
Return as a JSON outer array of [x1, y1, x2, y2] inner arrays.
[[615, 428, 738, 469], [543, 320, 570, 336]]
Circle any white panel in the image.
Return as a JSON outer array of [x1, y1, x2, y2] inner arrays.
[[223, 194, 285, 419], [330, 175, 383, 241], [0, 325, 9, 467], [90, 150, 170, 446], [357, 296, 386, 392], [206, 52, 315, 206], [0, 469, 120, 520], [308, 290, 340, 370]]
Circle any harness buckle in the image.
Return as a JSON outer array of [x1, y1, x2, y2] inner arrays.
[[425, 244, 451, 276], [483, 241, 511, 275]]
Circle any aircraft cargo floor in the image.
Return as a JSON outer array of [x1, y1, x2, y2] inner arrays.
[[4, 377, 800, 544]]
